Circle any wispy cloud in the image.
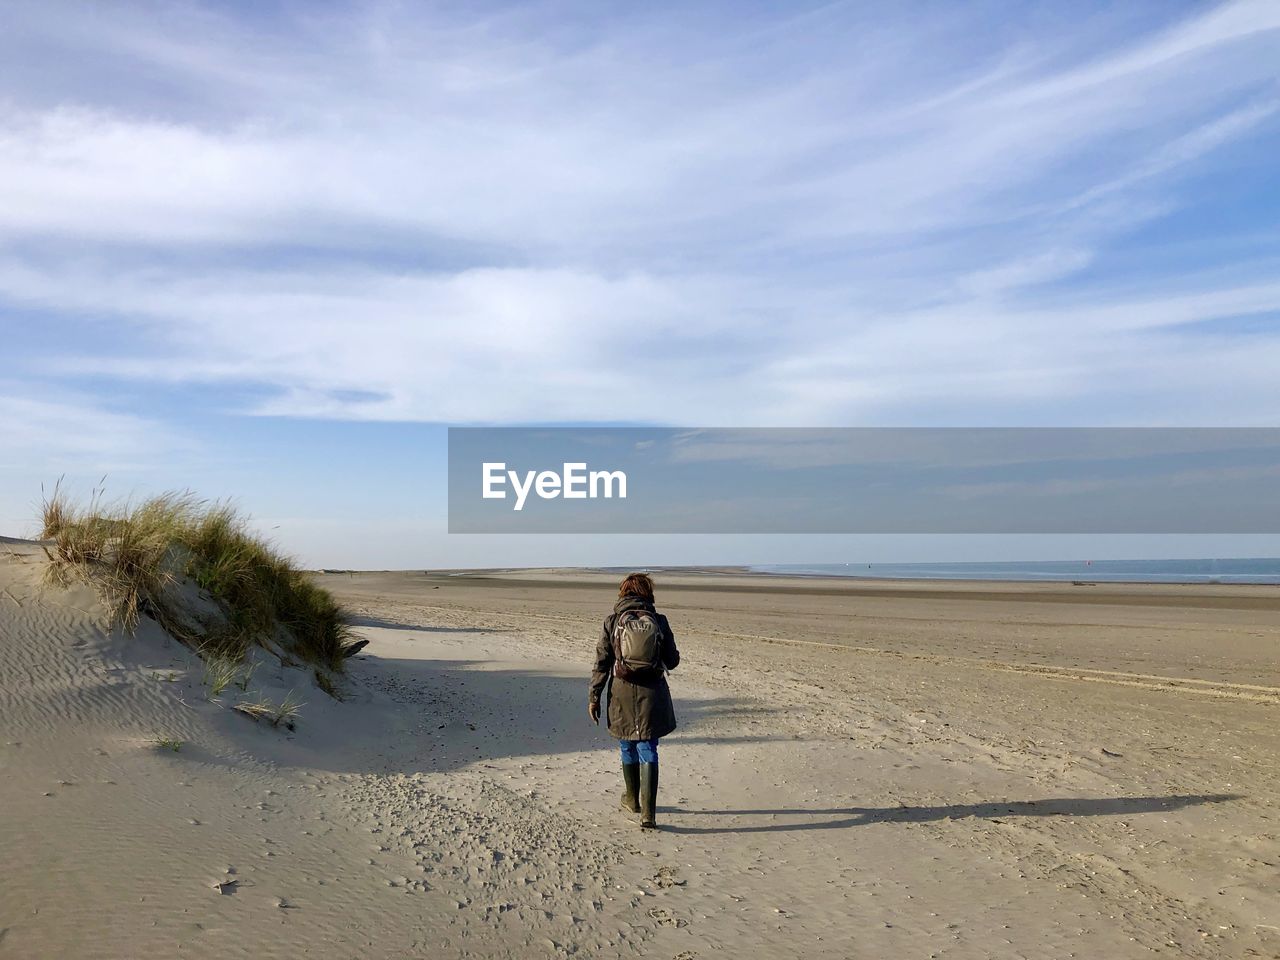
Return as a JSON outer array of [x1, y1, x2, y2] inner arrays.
[[0, 387, 192, 473], [1, 0, 1279, 432]]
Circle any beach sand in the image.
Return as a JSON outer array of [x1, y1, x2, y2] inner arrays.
[[2, 546, 1278, 958]]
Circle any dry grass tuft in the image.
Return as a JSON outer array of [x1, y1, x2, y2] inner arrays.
[[40, 481, 360, 678], [40, 481, 190, 634], [314, 669, 342, 701], [233, 691, 305, 731], [201, 650, 242, 699]]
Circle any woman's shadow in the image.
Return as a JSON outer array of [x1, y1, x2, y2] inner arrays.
[[659, 793, 1241, 835]]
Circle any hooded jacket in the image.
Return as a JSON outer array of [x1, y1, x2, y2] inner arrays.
[[589, 595, 680, 741]]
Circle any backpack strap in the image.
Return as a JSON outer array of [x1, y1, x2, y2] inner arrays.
[[611, 610, 633, 679]]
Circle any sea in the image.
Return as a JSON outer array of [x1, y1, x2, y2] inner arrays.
[[751, 559, 1280, 584]]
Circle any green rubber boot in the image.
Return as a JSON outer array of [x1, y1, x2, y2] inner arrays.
[[621, 763, 640, 814], [639, 762, 659, 829]]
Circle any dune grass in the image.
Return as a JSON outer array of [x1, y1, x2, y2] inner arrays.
[[40, 483, 359, 674], [201, 651, 242, 699], [233, 691, 305, 731]]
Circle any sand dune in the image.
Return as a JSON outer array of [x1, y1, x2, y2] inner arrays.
[[3, 546, 1278, 958]]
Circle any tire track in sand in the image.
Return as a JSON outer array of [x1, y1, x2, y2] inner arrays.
[[368, 601, 1280, 706]]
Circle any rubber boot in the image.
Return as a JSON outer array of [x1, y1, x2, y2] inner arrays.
[[620, 763, 640, 814], [639, 762, 659, 829]]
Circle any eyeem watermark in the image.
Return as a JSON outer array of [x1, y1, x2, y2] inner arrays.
[[449, 427, 1280, 532], [482, 462, 627, 511]]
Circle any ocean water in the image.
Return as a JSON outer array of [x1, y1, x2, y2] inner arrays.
[[751, 559, 1280, 584]]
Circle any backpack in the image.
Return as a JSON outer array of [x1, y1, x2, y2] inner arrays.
[[611, 609, 664, 680]]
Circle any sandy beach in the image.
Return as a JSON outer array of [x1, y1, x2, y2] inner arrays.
[[9, 4, 1280, 957], [2, 546, 1278, 958]]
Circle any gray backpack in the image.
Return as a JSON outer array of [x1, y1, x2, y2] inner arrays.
[[611, 610, 664, 680]]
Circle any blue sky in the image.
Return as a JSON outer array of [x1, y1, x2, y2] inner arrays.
[[2, 1, 1279, 567]]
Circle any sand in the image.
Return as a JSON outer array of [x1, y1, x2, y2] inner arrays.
[[2, 545, 1278, 959]]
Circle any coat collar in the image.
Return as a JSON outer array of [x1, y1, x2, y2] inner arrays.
[[614, 594, 655, 614]]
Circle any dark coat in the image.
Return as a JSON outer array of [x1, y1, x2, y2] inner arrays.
[[589, 595, 680, 741]]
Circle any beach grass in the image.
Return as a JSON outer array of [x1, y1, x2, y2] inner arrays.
[[313, 668, 342, 701], [40, 482, 359, 674], [233, 691, 305, 730], [201, 650, 242, 699]]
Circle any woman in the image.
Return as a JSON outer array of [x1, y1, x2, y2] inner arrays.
[[588, 572, 680, 829]]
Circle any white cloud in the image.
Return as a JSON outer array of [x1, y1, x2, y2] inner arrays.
[[3, 1, 1277, 252], [3, 256, 1277, 426], [0, 388, 192, 472], [0, 0, 1278, 431]]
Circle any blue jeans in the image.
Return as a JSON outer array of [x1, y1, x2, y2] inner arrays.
[[619, 738, 659, 764]]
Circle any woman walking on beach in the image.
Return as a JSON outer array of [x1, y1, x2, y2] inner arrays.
[[589, 573, 680, 829]]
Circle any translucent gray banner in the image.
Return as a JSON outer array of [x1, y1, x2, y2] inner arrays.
[[447, 428, 1280, 533]]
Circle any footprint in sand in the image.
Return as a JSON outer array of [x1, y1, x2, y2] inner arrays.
[[647, 906, 687, 928], [652, 866, 685, 889]]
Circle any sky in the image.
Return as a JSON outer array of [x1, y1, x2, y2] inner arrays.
[[2, 0, 1279, 567]]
